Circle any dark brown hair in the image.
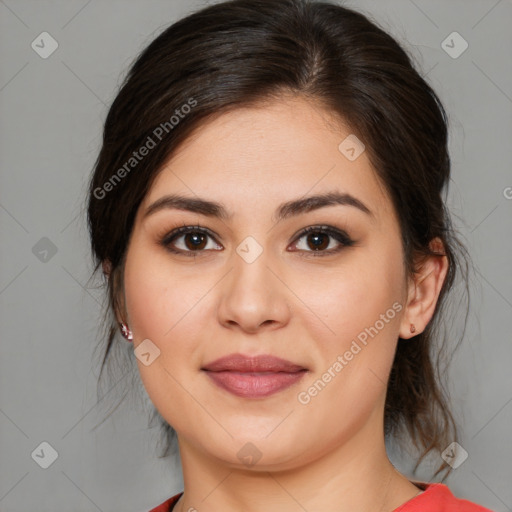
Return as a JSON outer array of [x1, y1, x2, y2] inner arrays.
[[86, 0, 471, 479]]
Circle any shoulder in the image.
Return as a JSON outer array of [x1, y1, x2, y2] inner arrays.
[[149, 485, 495, 512], [148, 491, 183, 512], [395, 482, 496, 512]]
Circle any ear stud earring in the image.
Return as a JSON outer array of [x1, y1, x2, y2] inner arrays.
[[410, 323, 416, 334], [119, 322, 133, 342]]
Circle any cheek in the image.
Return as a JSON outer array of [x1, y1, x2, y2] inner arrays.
[[300, 244, 404, 340], [123, 246, 199, 339], [122, 246, 214, 388], [295, 261, 403, 438], [122, 250, 206, 429], [295, 241, 405, 417]]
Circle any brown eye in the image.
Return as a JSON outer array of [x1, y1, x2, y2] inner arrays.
[[304, 232, 330, 251], [182, 232, 208, 251], [291, 226, 354, 256], [161, 226, 222, 256], [160, 224, 354, 258]]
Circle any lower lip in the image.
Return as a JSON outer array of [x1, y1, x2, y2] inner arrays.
[[204, 370, 307, 398]]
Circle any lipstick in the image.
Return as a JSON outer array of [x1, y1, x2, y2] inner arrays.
[[202, 354, 308, 398]]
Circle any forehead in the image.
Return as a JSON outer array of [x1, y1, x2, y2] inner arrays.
[[140, 96, 393, 224]]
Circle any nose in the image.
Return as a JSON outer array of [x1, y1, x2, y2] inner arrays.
[[216, 246, 292, 334]]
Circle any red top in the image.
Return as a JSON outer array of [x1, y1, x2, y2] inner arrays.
[[148, 482, 495, 511]]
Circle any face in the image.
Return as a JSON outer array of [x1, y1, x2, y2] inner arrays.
[[120, 96, 410, 470]]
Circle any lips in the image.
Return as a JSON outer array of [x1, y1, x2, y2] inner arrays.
[[202, 354, 308, 398], [202, 353, 306, 373]]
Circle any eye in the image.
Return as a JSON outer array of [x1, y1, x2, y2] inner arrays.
[[289, 225, 354, 256], [160, 225, 222, 257], [159, 224, 354, 257]]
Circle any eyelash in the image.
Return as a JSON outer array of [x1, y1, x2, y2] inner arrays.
[[159, 223, 355, 258]]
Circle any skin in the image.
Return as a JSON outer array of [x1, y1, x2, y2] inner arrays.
[[108, 95, 448, 512]]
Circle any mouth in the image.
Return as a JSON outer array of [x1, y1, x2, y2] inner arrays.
[[201, 353, 308, 399]]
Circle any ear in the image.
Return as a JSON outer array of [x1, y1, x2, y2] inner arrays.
[[399, 237, 449, 339]]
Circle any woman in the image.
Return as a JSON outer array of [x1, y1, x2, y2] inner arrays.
[[86, 0, 495, 510]]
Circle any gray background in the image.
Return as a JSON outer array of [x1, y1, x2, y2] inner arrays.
[[1, 0, 511, 511]]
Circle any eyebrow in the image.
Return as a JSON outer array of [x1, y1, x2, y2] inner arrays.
[[143, 191, 374, 223]]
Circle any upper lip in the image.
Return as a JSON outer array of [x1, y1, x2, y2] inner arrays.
[[202, 354, 307, 373]]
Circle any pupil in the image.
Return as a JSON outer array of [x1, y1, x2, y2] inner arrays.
[[182, 232, 330, 252], [186, 233, 206, 250], [309, 233, 328, 250]]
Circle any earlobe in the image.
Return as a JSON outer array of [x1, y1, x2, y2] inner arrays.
[[399, 237, 449, 339]]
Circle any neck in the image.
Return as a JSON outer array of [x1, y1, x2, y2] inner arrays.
[[173, 404, 421, 512]]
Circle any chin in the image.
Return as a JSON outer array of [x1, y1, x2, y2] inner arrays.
[[204, 430, 306, 468]]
